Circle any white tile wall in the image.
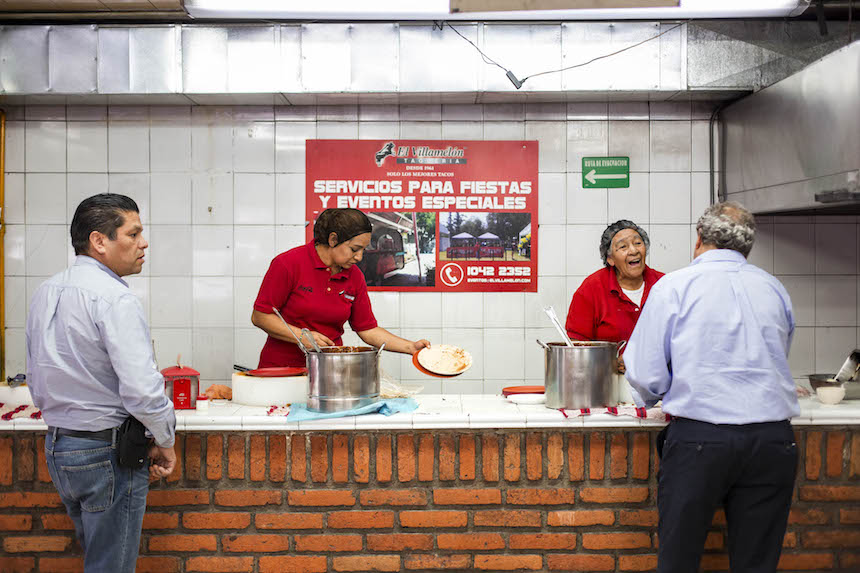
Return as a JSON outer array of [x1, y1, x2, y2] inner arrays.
[[6, 103, 854, 392]]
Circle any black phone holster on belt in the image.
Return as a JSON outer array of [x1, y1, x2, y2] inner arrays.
[[117, 417, 149, 469]]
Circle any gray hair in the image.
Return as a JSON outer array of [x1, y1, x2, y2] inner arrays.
[[599, 220, 650, 267], [695, 201, 756, 257]]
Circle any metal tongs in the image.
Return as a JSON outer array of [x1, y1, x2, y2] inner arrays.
[[543, 306, 573, 347], [272, 307, 321, 354]]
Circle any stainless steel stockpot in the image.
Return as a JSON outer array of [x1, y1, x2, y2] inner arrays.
[[306, 346, 379, 412], [543, 341, 620, 409]]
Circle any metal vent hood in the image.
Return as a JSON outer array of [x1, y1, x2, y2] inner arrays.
[[723, 41, 860, 215]]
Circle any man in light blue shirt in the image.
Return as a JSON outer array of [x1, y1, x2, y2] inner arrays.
[[625, 201, 799, 573], [26, 194, 176, 573]]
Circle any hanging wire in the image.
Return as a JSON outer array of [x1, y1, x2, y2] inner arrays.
[[439, 21, 508, 72]]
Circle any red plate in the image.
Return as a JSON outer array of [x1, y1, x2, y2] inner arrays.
[[502, 385, 545, 397], [245, 367, 307, 377], [412, 353, 461, 378]]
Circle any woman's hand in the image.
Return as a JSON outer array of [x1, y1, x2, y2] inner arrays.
[[304, 331, 334, 348], [616, 355, 626, 375], [408, 339, 431, 354]]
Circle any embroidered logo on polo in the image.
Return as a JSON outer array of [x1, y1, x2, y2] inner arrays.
[[339, 290, 356, 302], [297, 285, 313, 293]]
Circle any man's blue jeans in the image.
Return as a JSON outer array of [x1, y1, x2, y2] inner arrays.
[[45, 430, 150, 573]]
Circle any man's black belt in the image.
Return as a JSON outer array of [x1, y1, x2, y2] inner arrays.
[[49, 426, 114, 442]]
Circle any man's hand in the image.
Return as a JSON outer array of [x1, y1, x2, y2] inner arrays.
[[148, 444, 176, 479]]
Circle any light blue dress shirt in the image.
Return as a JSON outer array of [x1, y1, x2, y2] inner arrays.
[[26, 256, 175, 447], [625, 249, 800, 424]]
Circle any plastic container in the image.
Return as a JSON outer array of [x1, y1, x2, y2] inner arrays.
[[195, 395, 209, 412]]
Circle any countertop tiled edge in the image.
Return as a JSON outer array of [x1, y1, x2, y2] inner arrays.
[[4, 397, 857, 432]]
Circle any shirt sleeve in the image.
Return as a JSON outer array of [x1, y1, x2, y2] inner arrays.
[[348, 276, 378, 332], [99, 295, 176, 447], [254, 255, 294, 315], [565, 287, 595, 341], [624, 281, 677, 408]]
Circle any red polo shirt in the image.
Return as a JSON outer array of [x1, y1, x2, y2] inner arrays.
[[565, 265, 664, 346], [254, 240, 378, 367]]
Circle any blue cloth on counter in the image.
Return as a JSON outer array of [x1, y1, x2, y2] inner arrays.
[[287, 398, 418, 421]]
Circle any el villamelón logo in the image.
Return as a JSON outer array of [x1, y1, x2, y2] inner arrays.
[[374, 142, 467, 166]]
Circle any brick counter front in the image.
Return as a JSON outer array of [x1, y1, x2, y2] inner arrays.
[[2, 426, 860, 573]]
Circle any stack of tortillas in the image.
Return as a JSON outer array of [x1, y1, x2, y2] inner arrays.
[[417, 344, 472, 376]]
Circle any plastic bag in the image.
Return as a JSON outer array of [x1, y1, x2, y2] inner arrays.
[[379, 366, 423, 399]]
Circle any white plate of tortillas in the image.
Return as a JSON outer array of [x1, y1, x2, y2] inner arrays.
[[416, 344, 472, 376]]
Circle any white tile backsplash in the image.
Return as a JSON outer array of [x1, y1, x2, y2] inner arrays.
[[815, 223, 857, 275], [26, 225, 68, 276], [193, 277, 234, 327], [151, 120, 192, 172], [778, 276, 815, 327], [5, 121, 26, 172], [234, 226, 276, 277], [108, 120, 149, 173], [5, 173, 25, 224], [151, 277, 193, 328], [192, 173, 233, 224], [148, 225, 193, 277], [608, 120, 649, 172], [566, 121, 608, 172], [26, 122, 67, 173], [649, 172, 691, 224], [441, 292, 483, 328], [484, 292, 525, 328], [275, 122, 315, 173], [234, 173, 275, 225], [150, 173, 192, 225], [67, 121, 108, 172], [233, 122, 275, 173], [815, 276, 857, 327], [526, 121, 566, 173], [25, 173, 66, 225], [649, 121, 691, 172], [566, 174, 607, 225]]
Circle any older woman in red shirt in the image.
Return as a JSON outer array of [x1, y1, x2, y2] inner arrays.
[[565, 220, 664, 368]]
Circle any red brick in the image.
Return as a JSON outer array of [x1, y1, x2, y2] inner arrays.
[[619, 509, 658, 527], [826, 432, 845, 477], [259, 556, 327, 573], [0, 557, 34, 573], [136, 556, 180, 573], [6, 535, 70, 553], [36, 436, 51, 483], [526, 433, 542, 481], [583, 532, 651, 549], [711, 509, 726, 525], [40, 514, 74, 530], [417, 434, 434, 481], [782, 532, 796, 548], [590, 432, 605, 479], [852, 434, 860, 477], [329, 510, 394, 529], [206, 435, 222, 480], [504, 434, 521, 481], [610, 433, 627, 478], [475, 555, 542, 570], [354, 435, 370, 483], [166, 435, 183, 483], [404, 555, 471, 570], [434, 488, 501, 505], [361, 489, 426, 506], [367, 533, 433, 551], [16, 437, 34, 481], [376, 435, 392, 482], [227, 435, 244, 479], [215, 489, 280, 507], [222, 534, 290, 552], [185, 435, 202, 481], [311, 435, 328, 483], [250, 435, 266, 482], [547, 433, 563, 479], [149, 534, 217, 552], [631, 433, 650, 480], [290, 490, 355, 507], [291, 434, 307, 482], [256, 513, 324, 529], [802, 531, 860, 547], [333, 555, 400, 572], [186, 556, 254, 572], [799, 485, 860, 501], [269, 434, 287, 482], [842, 508, 860, 524], [511, 533, 577, 549], [482, 434, 499, 482], [295, 534, 362, 552], [400, 510, 467, 528], [618, 554, 658, 571], [0, 515, 32, 531], [459, 435, 476, 480], [806, 431, 822, 480], [705, 531, 723, 549], [437, 533, 505, 550], [548, 554, 615, 571], [439, 434, 455, 481], [568, 434, 584, 481], [0, 492, 62, 508], [789, 508, 830, 525], [841, 553, 860, 568], [34, 557, 83, 572], [333, 434, 349, 483], [548, 510, 614, 527], [147, 489, 209, 507], [777, 553, 834, 570], [0, 437, 12, 485], [507, 488, 576, 505], [475, 510, 541, 527], [398, 434, 415, 482], [581, 487, 649, 503], [183, 512, 251, 530], [142, 512, 179, 529]]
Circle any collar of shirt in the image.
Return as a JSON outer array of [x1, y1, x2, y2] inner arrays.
[[607, 265, 660, 298], [73, 255, 129, 288], [690, 248, 747, 266], [305, 240, 349, 280]]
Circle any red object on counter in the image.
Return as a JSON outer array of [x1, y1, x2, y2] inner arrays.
[[246, 366, 307, 377], [161, 365, 201, 410], [502, 385, 545, 397]]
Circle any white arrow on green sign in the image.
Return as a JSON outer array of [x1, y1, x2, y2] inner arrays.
[[582, 156, 630, 188]]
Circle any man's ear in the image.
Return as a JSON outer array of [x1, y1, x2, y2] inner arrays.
[[328, 232, 339, 248], [89, 230, 108, 255]]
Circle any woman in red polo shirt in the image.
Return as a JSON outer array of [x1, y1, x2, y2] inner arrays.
[[251, 208, 430, 368], [565, 220, 664, 365]]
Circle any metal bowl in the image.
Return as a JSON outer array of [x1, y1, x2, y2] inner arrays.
[[809, 374, 860, 400]]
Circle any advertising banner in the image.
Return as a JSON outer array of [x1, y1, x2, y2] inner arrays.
[[306, 139, 538, 292]]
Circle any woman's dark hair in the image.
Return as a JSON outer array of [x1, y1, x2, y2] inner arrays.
[[71, 193, 140, 256], [598, 220, 650, 267], [313, 208, 373, 246]]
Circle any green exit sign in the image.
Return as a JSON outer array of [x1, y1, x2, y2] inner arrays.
[[582, 156, 630, 188]]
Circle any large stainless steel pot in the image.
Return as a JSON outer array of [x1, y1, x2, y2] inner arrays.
[[306, 346, 380, 412], [543, 341, 620, 409]]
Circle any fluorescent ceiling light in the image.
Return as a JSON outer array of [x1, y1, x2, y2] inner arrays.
[[185, 0, 810, 20]]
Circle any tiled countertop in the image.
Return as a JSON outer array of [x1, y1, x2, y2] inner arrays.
[[3, 395, 859, 432]]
